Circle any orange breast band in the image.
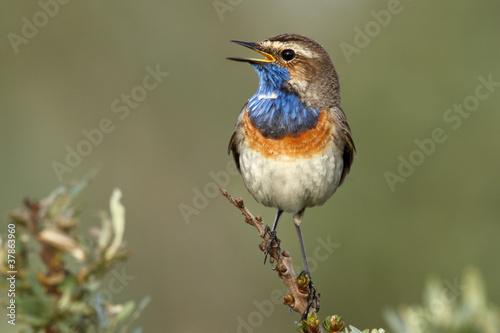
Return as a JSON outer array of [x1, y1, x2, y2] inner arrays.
[[244, 111, 333, 158]]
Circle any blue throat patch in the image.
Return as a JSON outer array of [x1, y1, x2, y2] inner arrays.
[[247, 63, 320, 139]]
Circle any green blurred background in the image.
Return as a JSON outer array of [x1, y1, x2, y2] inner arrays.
[[1, 1, 499, 332]]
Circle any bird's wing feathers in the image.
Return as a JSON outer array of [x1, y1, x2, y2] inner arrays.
[[333, 107, 356, 185], [228, 131, 241, 172], [228, 102, 249, 173]]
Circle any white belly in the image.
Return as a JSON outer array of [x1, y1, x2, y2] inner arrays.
[[239, 147, 343, 213]]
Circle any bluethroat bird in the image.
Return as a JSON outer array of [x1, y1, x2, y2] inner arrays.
[[228, 34, 355, 281]]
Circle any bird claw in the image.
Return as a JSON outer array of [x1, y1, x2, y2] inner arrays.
[[263, 226, 280, 266], [298, 270, 320, 321]]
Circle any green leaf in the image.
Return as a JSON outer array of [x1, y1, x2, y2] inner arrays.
[[115, 301, 136, 323], [26, 271, 51, 307]]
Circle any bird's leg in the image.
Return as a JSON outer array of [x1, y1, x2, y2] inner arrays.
[[294, 209, 320, 318], [293, 208, 310, 275], [264, 209, 283, 265]]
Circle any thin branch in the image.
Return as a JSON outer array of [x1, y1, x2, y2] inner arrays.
[[220, 188, 313, 316]]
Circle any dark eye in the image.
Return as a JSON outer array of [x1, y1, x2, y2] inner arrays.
[[281, 49, 295, 61]]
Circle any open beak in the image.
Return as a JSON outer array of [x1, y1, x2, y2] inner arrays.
[[227, 40, 275, 64]]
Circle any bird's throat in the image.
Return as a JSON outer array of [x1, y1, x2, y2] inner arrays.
[[247, 63, 321, 139], [248, 87, 320, 140]]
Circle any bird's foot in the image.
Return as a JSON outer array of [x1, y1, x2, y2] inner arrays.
[[263, 225, 280, 266], [298, 270, 320, 321]]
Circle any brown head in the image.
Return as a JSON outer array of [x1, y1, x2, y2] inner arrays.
[[229, 33, 341, 109]]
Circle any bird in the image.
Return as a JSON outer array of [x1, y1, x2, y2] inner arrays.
[[227, 33, 355, 285]]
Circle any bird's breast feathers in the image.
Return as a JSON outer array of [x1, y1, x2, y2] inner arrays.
[[242, 109, 335, 158], [230, 109, 344, 212]]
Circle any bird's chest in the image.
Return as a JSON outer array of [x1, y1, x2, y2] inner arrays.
[[238, 110, 343, 212], [243, 109, 333, 158]]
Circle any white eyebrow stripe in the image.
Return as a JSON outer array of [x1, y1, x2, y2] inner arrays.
[[298, 49, 314, 58]]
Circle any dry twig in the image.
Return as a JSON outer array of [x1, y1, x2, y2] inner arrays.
[[220, 188, 314, 316]]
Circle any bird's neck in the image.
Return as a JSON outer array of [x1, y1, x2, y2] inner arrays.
[[248, 64, 321, 139]]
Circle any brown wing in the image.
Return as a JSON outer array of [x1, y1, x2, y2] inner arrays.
[[228, 102, 249, 173], [334, 107, 356, 185], [228, 131, 241, 172]]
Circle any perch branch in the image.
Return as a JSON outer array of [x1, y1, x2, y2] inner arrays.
[[220, 188, 314, 316]]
